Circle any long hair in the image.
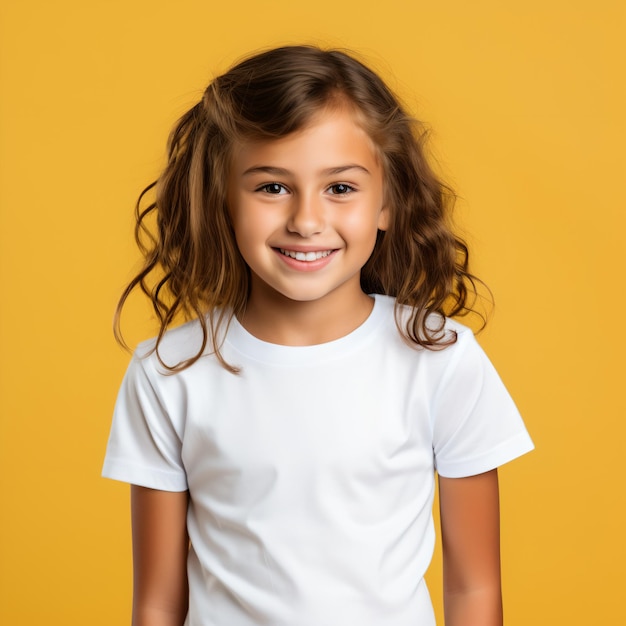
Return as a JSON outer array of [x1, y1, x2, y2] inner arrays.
[[114, 45, 487, 372]]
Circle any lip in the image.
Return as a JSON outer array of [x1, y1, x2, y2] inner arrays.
[[273, 247, 338, 272]]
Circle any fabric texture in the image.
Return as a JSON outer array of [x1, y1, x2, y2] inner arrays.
[[103, 294, 533, 626]]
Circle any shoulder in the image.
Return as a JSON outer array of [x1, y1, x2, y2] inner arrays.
[[372, 296, 483, 394], [134, 314, 227, 374], [382, 295, 476, 352]]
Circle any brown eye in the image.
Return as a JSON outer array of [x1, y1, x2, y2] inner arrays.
[[259, 183, 287, 194], [328, 184, 354, 195]]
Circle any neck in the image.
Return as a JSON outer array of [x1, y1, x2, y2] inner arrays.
[[239, 288, 374, 346]]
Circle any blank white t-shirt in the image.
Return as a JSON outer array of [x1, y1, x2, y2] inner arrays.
[[103, 294, 533, 625]]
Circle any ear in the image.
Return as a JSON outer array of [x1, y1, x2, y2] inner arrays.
[[377, 205, 390, 231]]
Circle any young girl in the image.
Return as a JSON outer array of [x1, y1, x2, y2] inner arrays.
[[103, 45, 533, 626]]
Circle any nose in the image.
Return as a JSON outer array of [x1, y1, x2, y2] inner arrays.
[[286, 193, 324, 237]]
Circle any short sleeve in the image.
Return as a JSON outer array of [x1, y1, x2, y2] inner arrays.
[[432, 331, 534, 478], [102, 354, 188, 491]]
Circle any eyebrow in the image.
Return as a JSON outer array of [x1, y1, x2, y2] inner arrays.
[[242, 164, 371, 177]]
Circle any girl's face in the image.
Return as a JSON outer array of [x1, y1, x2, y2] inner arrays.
[[228, 107, 388, 316]]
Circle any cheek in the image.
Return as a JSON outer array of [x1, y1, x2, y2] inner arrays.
[[343, 206, 385, 238], [233, 220, 256, 253], [240, 210, 270, 236], [231, 207, 277, 257]]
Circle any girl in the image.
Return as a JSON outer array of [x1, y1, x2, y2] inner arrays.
[[103, 45, 533, 626]]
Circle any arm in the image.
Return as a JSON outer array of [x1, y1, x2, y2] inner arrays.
[[131, 486, 190, 626], [438, 469, 503, 626]]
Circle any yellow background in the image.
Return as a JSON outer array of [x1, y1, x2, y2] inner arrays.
[[1, 1, 624, 623]]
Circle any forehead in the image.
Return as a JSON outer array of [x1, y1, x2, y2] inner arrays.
[[229, 107, 381, 176]]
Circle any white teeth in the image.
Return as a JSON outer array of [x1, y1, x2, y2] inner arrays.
[[280, 249, 332, 261]]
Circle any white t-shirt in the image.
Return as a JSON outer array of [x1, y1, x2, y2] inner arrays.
[[103, 294, 533, 626]]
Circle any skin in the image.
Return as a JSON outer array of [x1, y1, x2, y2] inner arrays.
[[227, 106, 389, 346], [130, 108, 503, 625], [439, 470, 503, 626], [130, 487, 189, 626]]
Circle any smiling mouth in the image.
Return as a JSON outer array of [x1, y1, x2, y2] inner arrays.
[[278, 248, 333, 261]]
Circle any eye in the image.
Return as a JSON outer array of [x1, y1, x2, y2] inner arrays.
[[257, 183, 288, 195], [328, 183, 355, 195]]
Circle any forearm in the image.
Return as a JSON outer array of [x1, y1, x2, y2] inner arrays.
[[131, 560, 188, 626], [444, 585, 503, 626], [132, 604, 188, 626]]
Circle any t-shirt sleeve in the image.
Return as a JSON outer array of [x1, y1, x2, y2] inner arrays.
[[432, 330, 534, 478], [102, 354, 188, 491]]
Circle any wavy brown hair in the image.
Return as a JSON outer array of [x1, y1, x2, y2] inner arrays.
[[115, 45, 487, 372]]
